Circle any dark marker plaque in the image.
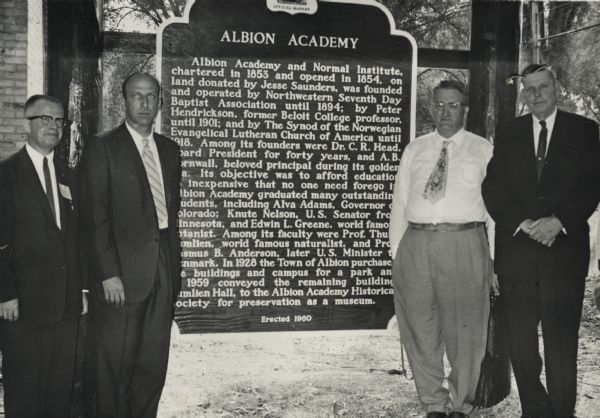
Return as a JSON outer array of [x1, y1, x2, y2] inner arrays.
[[158, 0, 416, 333]]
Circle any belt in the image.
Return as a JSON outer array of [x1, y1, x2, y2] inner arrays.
[[408, 221, 485, 232], [159, 228, 169, 236]]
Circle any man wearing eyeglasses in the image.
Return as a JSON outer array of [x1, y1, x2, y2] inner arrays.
[[79, 72, 181, 418], [389, 80, 494, 418], [0, 95, 87, 417], [482, 64, 600, 418]]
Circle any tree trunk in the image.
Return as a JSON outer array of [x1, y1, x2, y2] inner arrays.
[[467, 0, 521, 140], [468, 0, 520, 408]]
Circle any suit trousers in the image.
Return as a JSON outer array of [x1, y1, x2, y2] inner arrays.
[[500, 245, 585, 418], [1, 318, 79, 418], [392, 226, 490, 415], [94, 234, 174, 418]]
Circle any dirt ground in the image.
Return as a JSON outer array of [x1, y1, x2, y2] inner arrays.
[[157, 280, 600, 418], [0, 279, 600, 418], [1, 284, 599, 417], [155, 213, 600, 417], [0, 284, 598, 418]]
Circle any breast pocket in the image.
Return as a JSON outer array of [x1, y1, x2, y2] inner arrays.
[[459, 161, 483, 185], [411, 154, 437, 177]]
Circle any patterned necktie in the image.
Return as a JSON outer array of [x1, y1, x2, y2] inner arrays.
[[43, 156, 57, 226], [141, 137, 168, 225], [423, 140, 450, 203], [536, 120, 547, 180]]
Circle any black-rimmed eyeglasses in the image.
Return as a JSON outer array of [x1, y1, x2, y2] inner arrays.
[[27, 115, 71, 128]]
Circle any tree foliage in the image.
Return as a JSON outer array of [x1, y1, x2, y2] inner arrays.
[[101, 0, 471, 135], [378, 0, 471, 50], [541, 2, 600, 122], [103, 0, 471, 48], [103, 0, 186, 31]]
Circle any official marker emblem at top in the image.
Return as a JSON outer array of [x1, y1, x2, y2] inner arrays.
[[266, 0, 318, 15]]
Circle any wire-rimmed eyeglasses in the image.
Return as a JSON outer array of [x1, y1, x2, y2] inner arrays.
[[432, 102, 467, 112]]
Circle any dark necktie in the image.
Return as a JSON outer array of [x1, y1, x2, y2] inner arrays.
[[536, 120, 547, 180], [43, 156, 57, 224]]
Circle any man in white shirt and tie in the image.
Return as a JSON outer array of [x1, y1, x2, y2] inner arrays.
[[389, 80, 493, 418]]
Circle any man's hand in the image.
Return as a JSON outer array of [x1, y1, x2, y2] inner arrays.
[[0, 298, 19, 321], [528, 216, 563, 247], [518, 219, 536, 235], [82, 292, 89, 315], [102, 276, 126, 307]]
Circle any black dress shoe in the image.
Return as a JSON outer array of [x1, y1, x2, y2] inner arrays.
[[447, 412, 468, 418], [426, 412, 447, 418]]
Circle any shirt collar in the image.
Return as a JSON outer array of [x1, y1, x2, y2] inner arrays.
[[25, 143, 54, 165], [532, 107, 557, 127], [435, 128, 465, 146], [125, 121, 154, 149]]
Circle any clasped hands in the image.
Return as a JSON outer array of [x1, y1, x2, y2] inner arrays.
[[518, 216, 563, 247]]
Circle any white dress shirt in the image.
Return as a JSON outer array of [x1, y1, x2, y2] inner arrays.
[[125, 122, 168, 229], [388, 128, 493, 257], [25, 144, 61, 229], [532, 107, 557, 156]]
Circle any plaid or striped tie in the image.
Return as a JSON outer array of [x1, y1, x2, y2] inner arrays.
[[142, 137, 168, 225], [423, 140, 450, 203]]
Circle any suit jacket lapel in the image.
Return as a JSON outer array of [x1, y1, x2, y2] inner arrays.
[[155, 136, 172, 209], [55, 162, 71, 234], [517, 114, 539, 186], [520, 114, 536, 159], [118, 124, 148, 184], [544, 110, 566, 167], [119, 124, 170, 217], [540, 110, 569, 188], [17, 149, 61, 234]]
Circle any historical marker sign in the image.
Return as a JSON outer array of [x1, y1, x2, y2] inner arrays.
[[158, 0, 416, 333]]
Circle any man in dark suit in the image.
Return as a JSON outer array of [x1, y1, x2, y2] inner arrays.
[[0, 94, 86, 417], [80, 72, 181, 418], [482, 64, 600, 418]]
